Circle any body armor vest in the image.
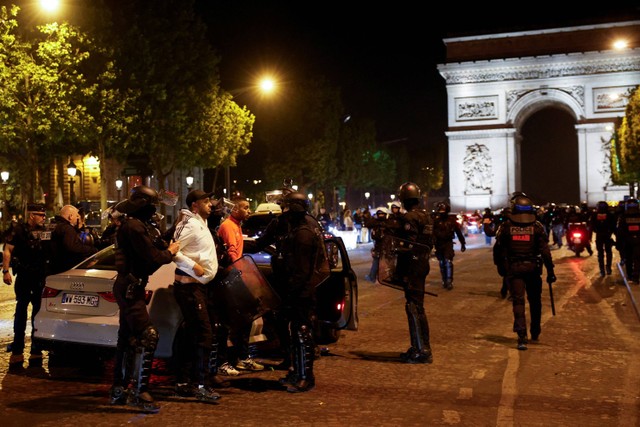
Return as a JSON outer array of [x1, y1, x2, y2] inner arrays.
[[506, 224, 536, 259]]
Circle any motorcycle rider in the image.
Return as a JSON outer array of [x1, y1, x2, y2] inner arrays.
[[493, 194, 556, 350], [616, 198, 640, 283], [564, 205, 593, 256], [392, 182, 435, 363], [109, 186, 180, 412], [432, 201, 466, 290], [590, 201, 617, 276]]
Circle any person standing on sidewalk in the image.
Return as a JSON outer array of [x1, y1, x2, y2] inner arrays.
[[217, 196, 265, 375], [3, 203, 51, 369], [170, 189, 221, 402], [493, 194, 556, 350]]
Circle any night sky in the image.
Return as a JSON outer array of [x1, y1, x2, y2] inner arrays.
[[194, 2, 639, 200]]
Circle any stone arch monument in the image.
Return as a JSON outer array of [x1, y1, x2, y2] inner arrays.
[[438, 20, 640, 211]]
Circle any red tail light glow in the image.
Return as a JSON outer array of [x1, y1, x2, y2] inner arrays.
[[41, 286, 61, 298], [99, 291, 117, 303], [336, 302, 343, 311], [144, 290, 153, 305], [572, 232, 583, 238]]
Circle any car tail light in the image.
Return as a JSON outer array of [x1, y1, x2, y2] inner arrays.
[[99, 291, 117, 303], [41, 286, 61, 298], [144, 290, 153, 305], [572, 231, 583, 238]]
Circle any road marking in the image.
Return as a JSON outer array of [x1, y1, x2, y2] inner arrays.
[[496, 348, 519, 426]]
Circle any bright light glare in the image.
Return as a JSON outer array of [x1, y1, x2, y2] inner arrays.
[[259, 77, 275, 94], [613, 39, 629, 50], [40, 0, 60, 12]]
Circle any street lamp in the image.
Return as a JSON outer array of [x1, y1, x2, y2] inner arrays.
[[365, 191, 370, 208], [1, 170, 8, 231], [67, 160, 77, 205], [186, 175, 194, 189], [115, 178, 123, 202]]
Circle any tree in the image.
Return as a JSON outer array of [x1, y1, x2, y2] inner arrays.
[[0, 5, 101, 207], [610, 85, 640, 196], [107, 0, 254, 221]]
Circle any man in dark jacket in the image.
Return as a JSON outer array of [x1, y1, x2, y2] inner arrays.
[[2, 203, 51, 368], [108, 186, 179, 412], [50, 204, 97, 274], [432, 202, 466, 290], [493, 195, 556, 350]]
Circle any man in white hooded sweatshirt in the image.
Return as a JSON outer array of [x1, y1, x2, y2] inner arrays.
[[171, 189, 221, 402]]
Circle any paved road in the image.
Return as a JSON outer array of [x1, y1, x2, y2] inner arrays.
[[0, 233, 639, 426]]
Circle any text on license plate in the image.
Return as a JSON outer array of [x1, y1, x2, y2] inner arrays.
[[61, 293, 99, 307]]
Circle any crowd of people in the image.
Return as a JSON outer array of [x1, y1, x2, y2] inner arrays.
[[4, 182, 640, 412]]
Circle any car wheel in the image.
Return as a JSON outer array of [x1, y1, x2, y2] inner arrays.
[[315, 323, 340, 345]]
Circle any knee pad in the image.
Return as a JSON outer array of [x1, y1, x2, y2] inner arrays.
[[140, 325, 159, 350]]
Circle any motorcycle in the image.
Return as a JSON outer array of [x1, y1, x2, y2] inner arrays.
[[566, 222, 591, 257]]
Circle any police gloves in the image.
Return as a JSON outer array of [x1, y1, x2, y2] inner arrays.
[[546, 272, 557, 284], [460, 243, 466, 253]]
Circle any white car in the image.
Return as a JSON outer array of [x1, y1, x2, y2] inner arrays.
[[33, 236, 358, 359]]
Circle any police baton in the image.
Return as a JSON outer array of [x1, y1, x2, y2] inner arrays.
[[547, 278, 556, 316]]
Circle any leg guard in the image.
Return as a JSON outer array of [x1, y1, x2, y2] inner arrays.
[[598, 253, 605, 276], [438, 258, 447, 284], [403, 302, 432, 363], [286, 324, 315, 393], [444, 260, 453, 289], [127, 325, 159, 412]]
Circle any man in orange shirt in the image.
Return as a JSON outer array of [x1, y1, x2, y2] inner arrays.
[[216, 197, 265, 374]]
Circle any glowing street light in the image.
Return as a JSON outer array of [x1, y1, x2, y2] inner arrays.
[[39, 0, 60, 13], [1, 171, 9, 231], [115, 178, 123, 202], [186, 175, 194, 189], [67, 160, 77, 205]]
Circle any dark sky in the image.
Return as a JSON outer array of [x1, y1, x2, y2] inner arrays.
[[194, 2, 639, 189]]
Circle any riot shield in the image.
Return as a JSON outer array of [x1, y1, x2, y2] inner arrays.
[[378, 235, 437, 296], [211, 255, 281, 328]]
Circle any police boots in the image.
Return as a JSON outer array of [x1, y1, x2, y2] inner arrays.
[[286, 325, 315, 393], [127, 346, 160, 413]]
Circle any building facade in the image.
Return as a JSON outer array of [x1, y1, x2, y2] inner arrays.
[[438, 21, 640, 211]]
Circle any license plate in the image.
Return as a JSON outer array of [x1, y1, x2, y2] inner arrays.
[[61, 293, 99, 307], [573, 238, 582, 244]]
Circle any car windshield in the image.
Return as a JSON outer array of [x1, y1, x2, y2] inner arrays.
[[75, 245, 117, 271]]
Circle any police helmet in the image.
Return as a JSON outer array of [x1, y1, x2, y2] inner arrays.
[[283, 191, 309, 213], [509, 195, 536, 224], [117, 185, 159, 215], [596, 201, 608, 214], [398, 182, 421, 202], [625, 198, 639, 214], [436, 202, 450, 214]]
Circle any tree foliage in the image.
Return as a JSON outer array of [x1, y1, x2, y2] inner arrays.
[[0, 5, 100, 206], [610, 85, 640, 191]]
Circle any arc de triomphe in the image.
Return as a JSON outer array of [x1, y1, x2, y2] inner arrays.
[[438, 20, 640, 211]]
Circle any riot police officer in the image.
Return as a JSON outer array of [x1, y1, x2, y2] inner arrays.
[[365, 208, 388, 283], [590, 201, 617, 276], [109, 186, 179, 412], [393, 182, 435, 363], [432, 201, 466, 290], [2, 203, 51, 368], [249, 191, 328, 392], [616, 198, 640, 283], [493, 195, 556, 350]]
